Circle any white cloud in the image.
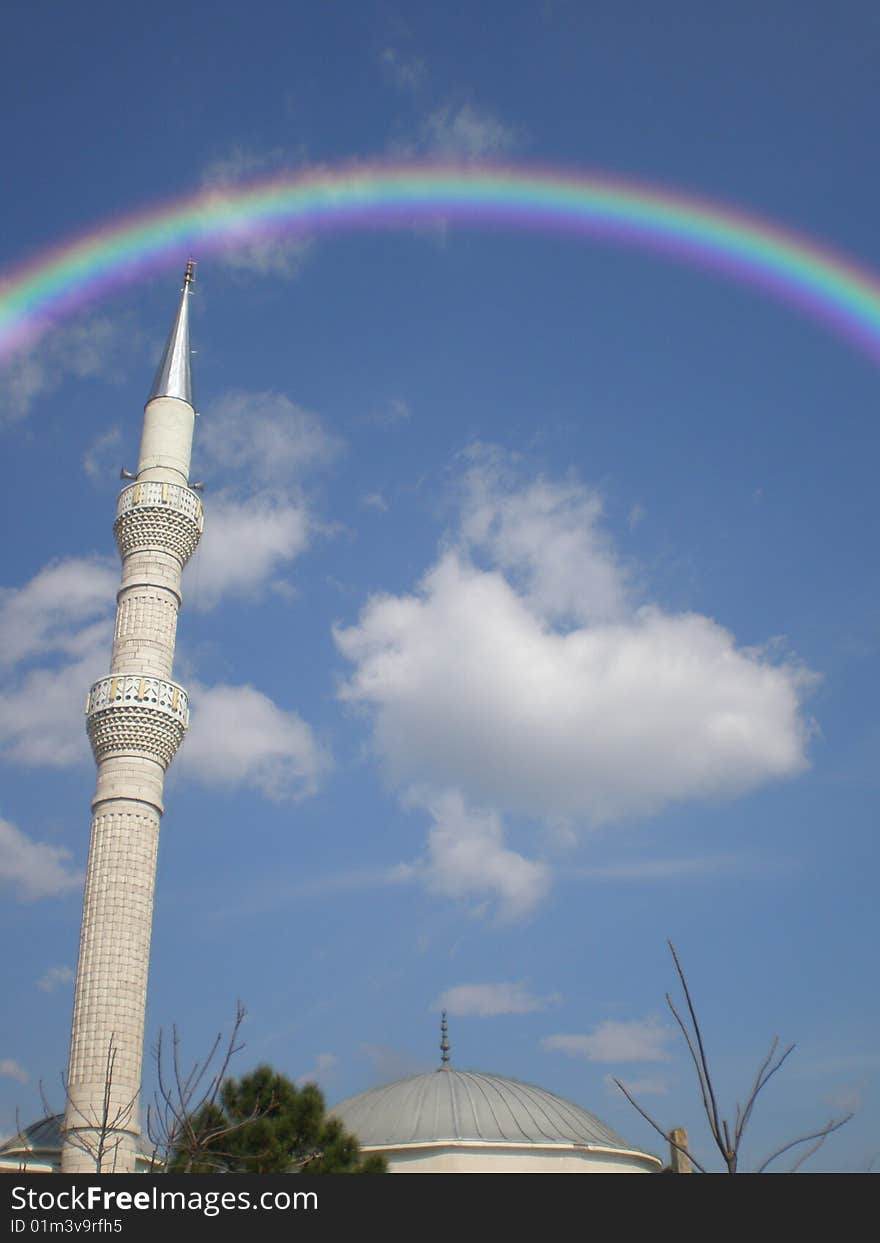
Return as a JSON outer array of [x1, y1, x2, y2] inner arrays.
[[0, 316, 131, 424], [362, 492, 389, 512], [196, 391, 342, 487], [459, 452, 629, 624], [363, 397, 412, 427], [822, 1085, 863, 1114], [188, 390, 341, 608], [179, 682, 330, 801], [189, 493, 311, 608], [360, 1044, 428, 1084], [37, 965, 74, 993], [0, 654, 99, 767], [378, 45, 425, 92], [0, 558, 116, 671], [0, 558, 327, 805], [416, 789, 550, 922], [606, 1073, 670, 1097], [570, 854, 754, 882], [335, 452, 815, 831], [418, 103, 520, 160], [435, 982, 555, 1017], [543, 1018, 673, 1064], [0, 1059, 29, 1085], [628, 502, 646, 530], [216, 234, 313, 280], [198, 149, 314, 278], [0, 816, 82, 902], [0, 559, 114, 768], [83, 426, 122, 482], [296, 1053, 337, 1087]]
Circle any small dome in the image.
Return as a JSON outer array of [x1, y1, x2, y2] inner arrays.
[[331, 1068, 656, 1161], [0, 1115, 158, 1174]]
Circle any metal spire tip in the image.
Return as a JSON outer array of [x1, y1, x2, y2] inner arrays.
[[440, 1010, 450, 1067]]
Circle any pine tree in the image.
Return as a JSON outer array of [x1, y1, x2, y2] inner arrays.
[[170, 1065, 385, 1174]]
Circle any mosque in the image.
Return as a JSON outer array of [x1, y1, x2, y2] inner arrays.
[[1, 273, 661, 1176]]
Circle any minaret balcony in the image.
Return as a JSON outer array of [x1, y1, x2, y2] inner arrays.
[[85, 674, 189, 768], [114, 481, 204, 564]]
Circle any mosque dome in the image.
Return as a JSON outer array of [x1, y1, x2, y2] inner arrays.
[[0, 1115, 158, 1175], [330, 1068, 662, 1173]]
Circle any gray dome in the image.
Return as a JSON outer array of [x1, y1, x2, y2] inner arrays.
[[0, 1115, 65, 1155], [0, 1115, 156, 1167], [331, 1068, 638, 1151]]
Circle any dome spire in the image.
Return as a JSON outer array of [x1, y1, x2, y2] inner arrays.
[[148, 259, 194, 407], [440, 1010, 451, 1067]]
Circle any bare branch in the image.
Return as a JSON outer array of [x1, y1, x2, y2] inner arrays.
[[755, 1115, 854, 1174], [735, 1039, 795, 1146], [147, 1001, 258, 1173], [41, 1037, 142, 1172], [612, 1078, 708, 1174], [616, 941, 851, 1174], [664, 990, 724, 1157], [667, 940, 726, 1161]]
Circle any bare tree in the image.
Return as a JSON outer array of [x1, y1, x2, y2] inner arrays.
[[146, 1001, 269, 1172], [614, 941, 853, 1173], [39, 1034, 141, 1173]]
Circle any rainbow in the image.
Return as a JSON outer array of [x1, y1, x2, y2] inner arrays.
[[2, 161, 880, 363]]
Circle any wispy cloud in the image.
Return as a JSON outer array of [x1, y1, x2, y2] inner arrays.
[[362, 492, 389, 512], [37, 965, 74, 993], [206, 865, 411, 924], [406, 789, 551, 922], [605, 1072, 671, 1097], [189, 494, 311, 609], [82, 426, 122, 483], [362, 397, 412, 427], [422, 103, 520, 159], [0, 816, 82, 902], [0, 315, 135, 424], [568, 854, 760, 883], [196, 390, 342, 487], [188, 389, 342, 608], [413, 103, 521, 160], [0, 557, 116, 671], [0, 552, 329, 807], [378, 45, 426, 93], [359, 1044, 430, 1085], [198, 147, 314, 278], [0, 1059, 29, 1085], [791, 1051, 880, 1077], [434, 982, 557, 1017], [296, 1052, 337, 1087], [0, 558, 114, 767], [543, 1018, 673, 1064], [822, 1085, 864, 1114]]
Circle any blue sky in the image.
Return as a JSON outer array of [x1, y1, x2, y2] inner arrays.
[[1, 1, 878, 1173]]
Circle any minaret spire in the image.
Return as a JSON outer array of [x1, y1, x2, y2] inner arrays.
[[148, 260, 194, 407], [61, 268, 205, 1173]]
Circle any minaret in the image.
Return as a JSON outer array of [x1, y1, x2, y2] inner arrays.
[[61, 264, 203, 1173]]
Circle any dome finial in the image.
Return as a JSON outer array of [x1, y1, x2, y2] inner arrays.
[[440, 1010, 451, 1067]]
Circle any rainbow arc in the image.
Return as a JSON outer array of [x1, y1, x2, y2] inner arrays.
[[2, 162, 880, 363]]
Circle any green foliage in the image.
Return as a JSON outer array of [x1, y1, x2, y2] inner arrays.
[[170, 1065, 385, 1174]]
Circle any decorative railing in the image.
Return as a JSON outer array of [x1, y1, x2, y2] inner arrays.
[[114, 482, 203, 563], [86, 675, 189, 727], [115, 481, 203, 527], [85, 675, 190, 768]]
